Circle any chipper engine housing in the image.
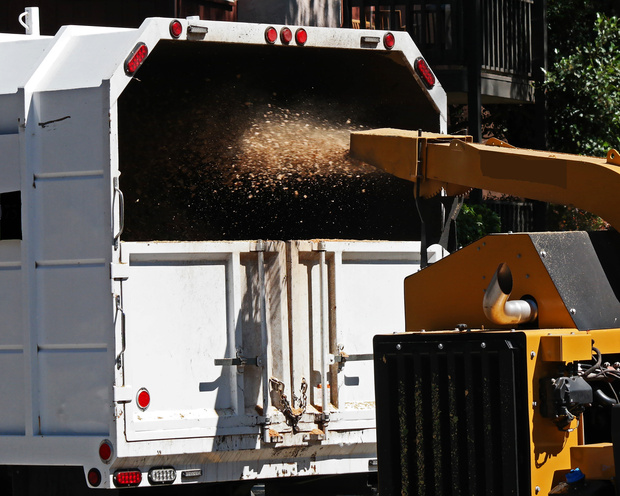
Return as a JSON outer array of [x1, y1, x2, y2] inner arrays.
[[374, 232, 620, 495]]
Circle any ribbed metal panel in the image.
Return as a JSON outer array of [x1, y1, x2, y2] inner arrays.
[[374, 332, 529, 496]]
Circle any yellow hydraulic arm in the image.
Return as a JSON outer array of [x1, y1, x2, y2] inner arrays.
[[350, 128, 620, 230]]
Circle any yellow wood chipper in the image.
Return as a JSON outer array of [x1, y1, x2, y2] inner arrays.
[[352, 129, 620, 496]]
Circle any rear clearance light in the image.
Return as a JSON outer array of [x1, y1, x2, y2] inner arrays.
[[137, 388, 150, 410], [415, 57, 436, 89], [280, 27, 293, 44], [169, 20, 183, 38], [265, 26, 278, 44], [295, 28, 308, 45], [114, 470, 142, 487], [124, 43, 148, 76], [181, 468, 202, 479], [383, 32, 395, 49], [99, 440, 113, 462], [87, 468, 102, 487], [149, 467, 177, 485]]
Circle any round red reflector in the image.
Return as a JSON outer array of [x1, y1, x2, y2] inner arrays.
[[88, 468, 102, 487], [295, 28, 308, 45], [280, 27, 293, 44], [169, 20, 183, 38], [415, 57, 436, 89], [383, 32, 395, 49], [137, 388, 150, 410], [99, 440, 113, 462], [114, 470, 142, 487], [124, 43, 148, 76], [265, 27, 278, 44]]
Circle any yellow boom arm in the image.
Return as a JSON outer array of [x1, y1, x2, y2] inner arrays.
[[350, 128, 620, 230]]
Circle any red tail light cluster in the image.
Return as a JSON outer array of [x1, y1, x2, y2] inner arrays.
[[169, 20, 183, 38], [296, 28, 308, 45], [114, 470, 142, 487], [137, 388, 151, 410], [88, 468, 102, 487], [265, 26, 308, 46], [99, 440, 113, 462], [414, 57, 436, 89], [265, 26, 278, 43], [280, 27, 293, 44], [124, 43, 148, 76]]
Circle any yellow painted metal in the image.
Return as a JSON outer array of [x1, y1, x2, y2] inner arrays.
[[523, 330, 582, 496], [540, 334, 593, 362], [607, 149, 620, 166], [349, 129, 472, 197], [404, 233, 575, 331], [570, 443, 615, 479], [352, 128, 620, 493], [584, 329, 620, 355], [350, 128, 620, 229]]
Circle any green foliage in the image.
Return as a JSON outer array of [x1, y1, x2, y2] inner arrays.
[[546, 204, 610, 231], [543, 13, 620, 156], [456, 203, 501, 247], [547, 0, 615, 63]]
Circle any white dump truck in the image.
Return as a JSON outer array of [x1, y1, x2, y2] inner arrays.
[[0, 10, 446, 493]]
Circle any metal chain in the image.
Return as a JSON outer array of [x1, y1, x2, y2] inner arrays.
[[269, 377, 307, 433]]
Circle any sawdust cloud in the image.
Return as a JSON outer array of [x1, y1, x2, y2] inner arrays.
[[119, 83, 418, 241]]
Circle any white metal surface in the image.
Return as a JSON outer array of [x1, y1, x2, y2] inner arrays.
[[110, 239, 431, 486], [0, 15, 446, 489]]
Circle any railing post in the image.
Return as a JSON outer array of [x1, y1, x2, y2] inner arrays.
[[466, 0, 482, 143]]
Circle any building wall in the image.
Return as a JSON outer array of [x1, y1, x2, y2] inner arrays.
[[237, 0, 342, 27]]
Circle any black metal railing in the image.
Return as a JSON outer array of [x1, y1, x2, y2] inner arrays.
[[486, 199, 535, 233], [342, 0, 533, 79], [481, 0, 533, 76]]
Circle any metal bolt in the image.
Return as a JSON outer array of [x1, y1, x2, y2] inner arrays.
[[396, 344, 401, 351], [480, 342, 486, 349], [530, 351, 536, 359], [535, 486, 541, 494], [540, 250, 546, 258], [614, 362, 620, 369], [532, 401, 537, 407], [570, 308, 577, 315], [438, 343, 444, 350]]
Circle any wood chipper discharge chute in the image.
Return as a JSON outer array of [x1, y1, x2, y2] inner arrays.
[[354, 128, 620, 495]]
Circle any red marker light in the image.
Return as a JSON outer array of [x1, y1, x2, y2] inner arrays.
[[88, 468, 102, 487], [114, 470, 142, 487], [280, 27, 293, 44], [415, 57, 436, 89], [383, 32, 395, 49], [137, 388, 150, 410], [99, 440, 113, 462], [124, 43, 148, 76], [295, 28, 308, 45], [265, 27, 278, 44], [169, 20, 183, 38]]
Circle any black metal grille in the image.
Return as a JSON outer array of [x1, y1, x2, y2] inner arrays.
[[374, 332, 529, 496], [342, 1, 534, 80]]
